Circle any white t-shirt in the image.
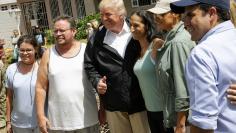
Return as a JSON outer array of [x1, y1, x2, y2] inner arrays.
[[48, 43, 98, 130], [6, 63, 38, 128]]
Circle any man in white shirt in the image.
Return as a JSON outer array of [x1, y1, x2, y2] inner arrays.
[[36, 15, 99, 133]]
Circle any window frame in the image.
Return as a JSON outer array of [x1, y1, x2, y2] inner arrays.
[[10, 4, 18, 10], [151, 0, 157, 4], [1, 6, 8, 11], [131, 0, 139, 7]]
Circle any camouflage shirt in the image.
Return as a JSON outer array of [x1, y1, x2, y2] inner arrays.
[[0, 60, 6, 128]]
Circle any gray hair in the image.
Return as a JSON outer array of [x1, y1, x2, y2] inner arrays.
[[99, 0, 127, 16]]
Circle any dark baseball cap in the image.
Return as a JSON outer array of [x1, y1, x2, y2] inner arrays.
[[171, 0, 230, 12]]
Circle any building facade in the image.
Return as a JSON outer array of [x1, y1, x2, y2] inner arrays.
[[0, 0, 22, 46], [125, 0, 156, 16], [17, 0, 98, 35], [0, 0, 156, 45]]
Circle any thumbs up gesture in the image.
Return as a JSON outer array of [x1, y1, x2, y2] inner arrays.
[[97, 76, 107, 94]]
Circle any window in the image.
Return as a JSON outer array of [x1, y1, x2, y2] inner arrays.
[[11, 5, 18, 10], [75, 0, 86, 19], [131, 0, 152, 7], [20, 1, 49, 35], [151, 0, 157, 4], [132, 0, 139, 7], [1, 6, 8, 11], [49, 0, 60, 19], [62, 0, 73, 16]]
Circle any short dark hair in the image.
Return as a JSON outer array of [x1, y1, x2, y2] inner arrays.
[[53, 15, 77, 29], [198, 3, 230, 22], [130, 10, 157, 43]]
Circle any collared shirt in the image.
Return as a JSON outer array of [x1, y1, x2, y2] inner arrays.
[[155, 21, 195, 127], [103, 20, 132, 58], [185, 21, 236, 132]]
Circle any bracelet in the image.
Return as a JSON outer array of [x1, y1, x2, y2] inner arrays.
[[6, 121, 11, 124]]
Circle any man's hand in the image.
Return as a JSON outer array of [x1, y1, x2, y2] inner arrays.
[[6, 122, 12, 133], [152, 38, 164, 50], [227, 84, 236, 104], [97, 76, 107, 94], [38, 115, 50, 133]]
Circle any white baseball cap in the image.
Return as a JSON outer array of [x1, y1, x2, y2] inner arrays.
[[147, 0, 180, 14]]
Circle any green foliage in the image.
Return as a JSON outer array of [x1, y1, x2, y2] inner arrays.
[[75, 13, 100, 40], [44, 29, 55, 45]]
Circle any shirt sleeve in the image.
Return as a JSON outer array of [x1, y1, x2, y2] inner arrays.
[[171, 41, 191, 112], [84, 38, 102, 89], [5, 65, 13, 89], [185, 46, 218, 130]]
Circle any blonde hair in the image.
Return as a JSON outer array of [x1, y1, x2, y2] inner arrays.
[[99, 0, 127, 16], [230, 0, 236, 27]]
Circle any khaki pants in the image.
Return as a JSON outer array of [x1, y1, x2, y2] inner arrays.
[[106, 110, 150, 133], [0, 126, 6, 133]]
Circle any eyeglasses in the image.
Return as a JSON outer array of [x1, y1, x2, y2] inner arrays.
[[19, 49, 34, 54], [53, 28, 71, 34]]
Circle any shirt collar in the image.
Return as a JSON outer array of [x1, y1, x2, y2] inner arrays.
[[198, 20, 235, 44], [107, 19, 130, 35]]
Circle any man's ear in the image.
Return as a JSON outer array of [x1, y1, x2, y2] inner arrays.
[[72, 28, 77, 36], [119, 15, 124, 20], [208, 6, 217, 18], [208, 6, 219, 24]]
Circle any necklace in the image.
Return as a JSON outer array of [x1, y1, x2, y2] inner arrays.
[[12, 62, 36, 105]]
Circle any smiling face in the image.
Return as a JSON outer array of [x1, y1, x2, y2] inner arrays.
[[183, 5, 212, 41], [130, 14, 147, 41], [100, 7, 124, 33], [19, 42, 36, 65], [53, 20, 76, 45]]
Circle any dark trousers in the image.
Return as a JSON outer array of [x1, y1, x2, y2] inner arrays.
[[147, 111, 174, 133]]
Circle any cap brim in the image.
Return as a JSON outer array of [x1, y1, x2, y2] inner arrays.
[[170, 4, 185, 14], [170, 0, 200, 14], [147, 7, 170, 15], [171, 0, 199, 7]]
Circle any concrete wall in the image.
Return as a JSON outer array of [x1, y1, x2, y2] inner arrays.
[[124, 0, 155, 17], [0, 1, 23, 47], [0, 11, 22, 46]]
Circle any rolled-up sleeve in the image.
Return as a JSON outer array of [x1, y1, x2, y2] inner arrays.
[[171, 41, 191, 112], [185, 47, 219, 130]]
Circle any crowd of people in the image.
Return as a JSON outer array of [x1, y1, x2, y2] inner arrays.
[[0, 0, 236, 133]]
